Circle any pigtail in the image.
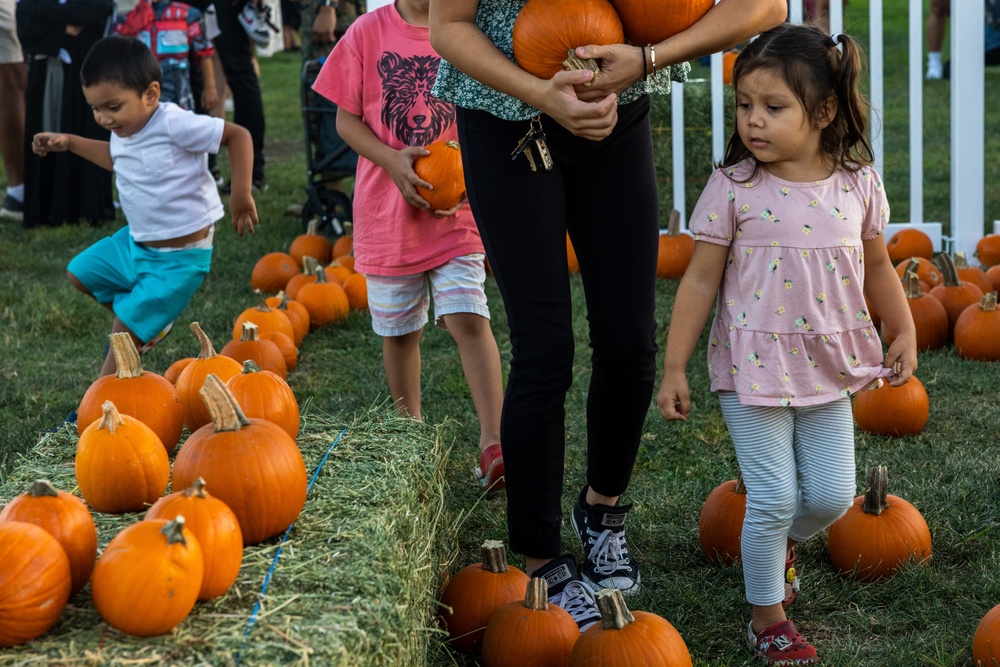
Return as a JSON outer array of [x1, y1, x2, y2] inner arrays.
[[826, 33, 874, 168]]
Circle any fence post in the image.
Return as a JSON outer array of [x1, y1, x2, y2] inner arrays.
[[951, 0, 986, 258]]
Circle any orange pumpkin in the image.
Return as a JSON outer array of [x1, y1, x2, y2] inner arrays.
[[145, 478, 243, 600], [0, 480, 97, 595], [266, 291, 310, 345], [894, 256, 942, 288], [91, 517, 204, 636], [987, 265, 1000, 293], [698, 474, 746, 565], [973, 603, 1000, 667], [297, 268, 350, 326], [265, 330, 299, 371], [221, 321, 288, 379], [250, 251, 300, 293], [0, 521, 72, 647], [852, 374, 929, 438], [512, 0, 623, 81], [226, 359, 301, 439], [882, 271, 948, 352], [172, 374, 308, 545], [164, 357, 195, 384], [75, 401, 171, 513], [952, 251, 994, 294], [609, 0, 714, 48], [332, 224, 353, 260], [439, 540, 530, 654], [481, 577, 579, 667], [343, 272, 369, 311], [289, 218, 333, 267], [175, 322, 244, 432], [567, 233, 579, 274], [954, 291, 1000, 362], [414, 140, 466, 211], [975, 234, 1000, 267], [232, 290, 296, 343], [826, 466, 932, 581], [657, 210, 695, 279], [77, 332, 183, 453], [928, 253, 984, 339], [722, 49, 738, 85], [886, 228, 933, 264], [569, 588, 693, 667]]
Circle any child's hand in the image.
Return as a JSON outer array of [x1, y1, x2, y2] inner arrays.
[[656, 370, 691, 421], [229, 192, 259, 236], [384, 146, 434, 209], [32, 133, 69, 156], [428, 193, 467, 218], [883, 332, 918, 386]]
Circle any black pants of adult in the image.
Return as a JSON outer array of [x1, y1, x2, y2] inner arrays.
[[457, 97, 660, 559], [211, 0, 266, 183]]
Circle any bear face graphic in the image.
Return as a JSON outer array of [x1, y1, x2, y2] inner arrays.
[[379, 52, 454, 147]]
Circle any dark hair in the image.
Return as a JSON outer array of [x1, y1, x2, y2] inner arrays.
[[80, 35, 162, 93], [721, 23, 873, 179]]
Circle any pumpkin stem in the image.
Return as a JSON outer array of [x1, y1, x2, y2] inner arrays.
[[935, 253, 961, 287], [190, 322, 219, 359], [182, 477, 209, 499], [305, 218, 321, 236], [199, 373, 252, 432], [444, 140, 461, 150], [595, 588, 635, 630], [480, 539, 511, 573], [28, 479, 60, 497], [861, 465, 890, 516], [109, 332, 144, 379], [314, 266, 330, 284], [253, 289, 274, 312], [240, 321, 261, 342], [242, 359, 263, 374], [735, 472, 746, 495], [953, 251, 970, 269], [523, 577, 550, 611], [979, 291, 998, 312], [666, 209, 682, 236], [302, 256, 320, 276], [98, 400, 125, 434], [903, 270, 923, 299], [161, 516, 190, 546], [562, 49, 600, 86]]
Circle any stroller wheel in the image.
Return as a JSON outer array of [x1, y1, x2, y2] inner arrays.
[[302, 187, 352, 239]]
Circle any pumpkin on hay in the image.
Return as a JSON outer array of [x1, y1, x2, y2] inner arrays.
[[413, 140, 466, 211], [481, 577, 579, 667], [77, 332, 183, 453], [250, 251, 300, 293], [569, 588, 692, 667], [657, 210, 695, 279], [439, 539, 530, 655], [886, 228, 933, 264], [698, 473, 746, 565], [221, 321, 287, 379], [954, 291, 1000, 362], [226, 359, 300, 440], [91, 516, 203, 637], [289, 218, 333, 267], [852, 374, 929, 437], [928, 253, 984, 339], [75, 401, 171, 514], [175, 322, 244, 432], [145, 478, 243, 601], [512, 0, 623, 82], [0, 521, 72, 647], [882, 271, 947, 352], [973, 603, 1000, 667], [609, 0, 714, 48], [172, 374, 308, 546], [0, 480, 97, 595]]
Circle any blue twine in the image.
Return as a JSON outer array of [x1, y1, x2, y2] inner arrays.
[[235, 427, 347, 662]]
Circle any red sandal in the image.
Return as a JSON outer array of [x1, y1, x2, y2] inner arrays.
[[747, 619, 818, 665], [473, 443, 504, 492], [782, 549, 799, 608]]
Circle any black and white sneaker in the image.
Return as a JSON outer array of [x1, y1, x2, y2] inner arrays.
[[570, 486, 641, 595], [533, 554, 601, 632], [238, 0, 279, 47]]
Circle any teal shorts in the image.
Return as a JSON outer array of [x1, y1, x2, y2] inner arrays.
[[67, 226, 212, 343]]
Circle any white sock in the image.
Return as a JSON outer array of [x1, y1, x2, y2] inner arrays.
[[6, 184, 24, 202], [928, 52, 942, 67]]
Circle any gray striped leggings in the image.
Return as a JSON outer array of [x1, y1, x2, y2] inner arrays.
[[719, 392, 857, 606]]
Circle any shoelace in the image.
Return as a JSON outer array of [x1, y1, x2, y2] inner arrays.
[[585, 526, 633, 576], [550, 580, 599, 624]]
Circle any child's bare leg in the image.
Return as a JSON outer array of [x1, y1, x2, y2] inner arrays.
[[99, 318, 145, 376], [383, 329, 423, 420], [441, 312, 503, 452]]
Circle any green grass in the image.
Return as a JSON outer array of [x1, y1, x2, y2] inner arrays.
[[2, 2, 1000, 665]]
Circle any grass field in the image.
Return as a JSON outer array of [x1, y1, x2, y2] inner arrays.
[[2, 1, 1000, 665]]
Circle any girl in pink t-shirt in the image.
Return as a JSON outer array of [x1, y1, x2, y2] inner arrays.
[[312, 0, 504, 491], [657, 24, 917, 665]]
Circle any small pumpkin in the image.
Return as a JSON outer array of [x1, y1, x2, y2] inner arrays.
[[567, 233, 579, 274], [886, 228, 934, 264], [698, 474, 746, 565], [164, 357, 195, 384], [75, 401, 171, 513], [973, 603, 1000, 667], [986, 264, 1000, 293], [609, 0, 714, 48], [569, 588, 693, 667], [221, 321, 288, 379], [175, 322, 244, 432], [413, 140, 466, 211], [289, 218, 333, 267], [852, 374, 929, 437], [481, 577, 579, 667], [826, 466, 932, 581], [512, 0, 623, 82], [439, 539, 531, 654], [975, 233, 1000, 267], [145, 478, 243, 600], [172, 374, 308, 545], [928, 253, 984, 339], [265, 330, 299, 371], [297, 264, 350, 327], [232, 289, 296, 343], [342, 272, 369, 311], [882, 270, 947, 351], [0, 521, 72, 647], [332, 223, 353, 260], [952, 251, 994, 294], [265, 291, 310, 345], [954, 291, 1000, 362], [77, 332, 183, 453], [894, 256, 942, 288], [657, 210, 695, 279], [226, 359, 301, 439], [250, 251, 300, 293], [0, 480, 97, 595], [91, 517, 204, 636]]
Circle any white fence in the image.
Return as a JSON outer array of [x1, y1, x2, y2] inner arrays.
[[671, 0, 990, 258]]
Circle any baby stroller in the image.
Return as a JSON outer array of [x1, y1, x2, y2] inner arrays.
[[300, 57, 357, 238]]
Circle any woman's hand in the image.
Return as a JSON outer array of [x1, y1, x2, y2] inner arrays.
[[571, 43, 646, 102], [536, 68, 619, 141]]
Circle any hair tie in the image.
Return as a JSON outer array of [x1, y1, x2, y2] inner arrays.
[[830, 33, 842, 47]]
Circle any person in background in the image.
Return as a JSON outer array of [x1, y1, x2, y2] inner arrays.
[[926, 0, 949, 79], [32, 36, 258, 376], [312, 0, 506, 493], [281, 0, 301, 51], [801, 0, 847, 34], [0, 0, 26, 222], [657, 24, 917, 665], [430, 0, 786, 632]]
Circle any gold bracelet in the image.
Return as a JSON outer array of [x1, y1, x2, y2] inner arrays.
[[649, 44, 656, 75]]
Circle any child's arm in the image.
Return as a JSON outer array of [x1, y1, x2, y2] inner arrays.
[[863, 236, 917, 385], [219, 122, 258, 236], [32, 132, 113, 171], [199, 57, 219, 113], [335, 107, 437, 211], [656, 242, 729, 421]]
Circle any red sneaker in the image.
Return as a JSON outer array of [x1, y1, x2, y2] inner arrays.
[[473, 443, 504, 492], [747, 620, 818, 666], [783, 549, 799, 608]]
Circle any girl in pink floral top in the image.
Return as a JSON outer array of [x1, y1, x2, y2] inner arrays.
[[657, 24, 917, 666]]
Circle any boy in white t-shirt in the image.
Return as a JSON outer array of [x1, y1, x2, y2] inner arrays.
[[32, 35, 258, 377]]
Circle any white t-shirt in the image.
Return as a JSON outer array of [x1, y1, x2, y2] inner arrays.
[[111, 102, 225, 242]]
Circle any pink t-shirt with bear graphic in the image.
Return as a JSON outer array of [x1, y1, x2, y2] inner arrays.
[[312, 4, 483, 276]]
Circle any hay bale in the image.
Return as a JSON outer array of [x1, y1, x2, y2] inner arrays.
[[0, 402, 449, 666]]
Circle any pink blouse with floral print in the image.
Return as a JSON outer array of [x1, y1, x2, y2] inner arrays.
[[689, 161, 893, 406]]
